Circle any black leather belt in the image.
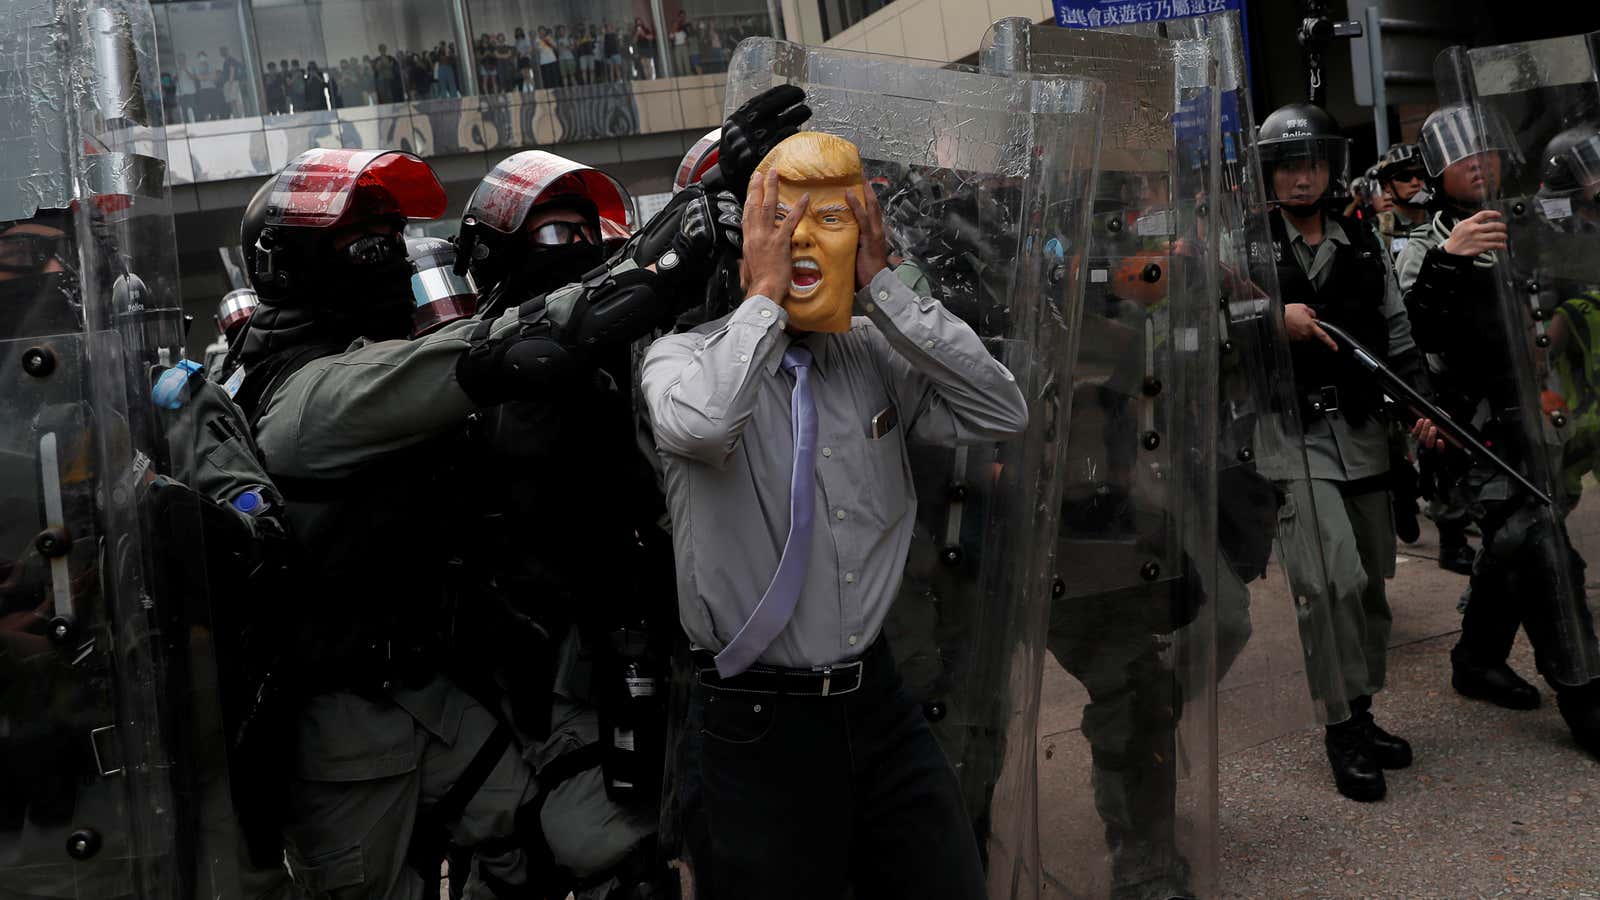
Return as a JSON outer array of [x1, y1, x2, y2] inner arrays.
[[691, 646, 873, 697]]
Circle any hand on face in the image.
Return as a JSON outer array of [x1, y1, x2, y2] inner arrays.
[[845, 184, 889, 290], [740, 169, 807, 304]]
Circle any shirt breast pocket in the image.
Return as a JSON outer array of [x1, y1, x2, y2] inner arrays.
[[862, 405, 910, 528]]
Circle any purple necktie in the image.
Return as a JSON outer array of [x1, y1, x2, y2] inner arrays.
[[715, 342, 817, 678]]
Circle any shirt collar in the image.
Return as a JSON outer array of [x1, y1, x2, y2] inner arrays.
[[1281, 211, 1350, 247], [766, 330, 833, 378]]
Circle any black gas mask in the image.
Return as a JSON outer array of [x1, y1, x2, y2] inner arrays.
[[314, 219, 415, 339], [0, 228, 82, 338]]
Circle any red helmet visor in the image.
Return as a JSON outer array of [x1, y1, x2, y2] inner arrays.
[[465, 151, 633, 235], [266, 149, 447, 228]]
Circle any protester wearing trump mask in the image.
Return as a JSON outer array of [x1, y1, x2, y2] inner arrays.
[[641, 130, 1029, 900]]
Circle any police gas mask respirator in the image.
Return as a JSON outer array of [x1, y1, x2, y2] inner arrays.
[[490, 209, 607, 307], [0, 228, 83, 337], [312, 217, 415, 337]]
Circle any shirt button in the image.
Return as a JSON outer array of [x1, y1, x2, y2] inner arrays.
[[821, 447, 833, 457], [738, 354, 750, 362], [844, 572, 855, 583], [760, 308, 773, 318], [835, 509, 847, 520], [923, 339, 936, 349], [864, 302, 876, 313], [877, 290, 889, 301], [848, 635, 858, 646]]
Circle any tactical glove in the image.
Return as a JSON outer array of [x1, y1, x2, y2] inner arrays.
[[702, 84, 811, 200], [618, 184, 742, 295]]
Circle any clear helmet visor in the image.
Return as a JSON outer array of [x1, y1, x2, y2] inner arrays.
[[1259, 136, 1350, 202], [1419, 105, 1521, 177]]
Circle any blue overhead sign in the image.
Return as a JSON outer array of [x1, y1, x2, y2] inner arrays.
[[1051, 0, 1240, 28]]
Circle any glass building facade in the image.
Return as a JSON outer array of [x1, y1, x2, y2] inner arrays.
[[150, 0, 779, 184]]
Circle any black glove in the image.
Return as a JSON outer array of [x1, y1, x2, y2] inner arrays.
[[703, 84, 811, 200], [618, 184, 742, 292]]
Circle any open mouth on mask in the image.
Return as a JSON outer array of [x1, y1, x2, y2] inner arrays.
[[791, 258, 821, 296]]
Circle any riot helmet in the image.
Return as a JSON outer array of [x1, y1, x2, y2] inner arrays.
[[241, 149, 446, 306], [1540, 124, 1600, 201], [1375, 142, 1430, 208], [1418, 104, 1520, 208], [456, 150, 633, 304], [1257, 102, 1350, 213], [0, 207, 81, 339], [406, 236, 476, 336], [216, 287, 260, 343], [674, 128, 721, 194]]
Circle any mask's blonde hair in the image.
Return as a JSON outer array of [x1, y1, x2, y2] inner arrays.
[[754, 131, 864, 187]]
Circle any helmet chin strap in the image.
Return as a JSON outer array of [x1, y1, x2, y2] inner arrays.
[[1395, 188, 1431, 210]]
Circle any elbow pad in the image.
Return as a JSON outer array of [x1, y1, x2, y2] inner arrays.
[[454, 261, 664, 407]]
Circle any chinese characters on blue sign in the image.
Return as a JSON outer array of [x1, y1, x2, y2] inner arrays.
[[1053, 0, 1239, 28]]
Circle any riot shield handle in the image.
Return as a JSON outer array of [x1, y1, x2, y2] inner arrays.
[[1318, 321, 1553, 506]]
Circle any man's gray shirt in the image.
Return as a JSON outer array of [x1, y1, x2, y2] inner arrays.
[[1282, 214, 1416, 482], [641, 267, 1028, 669]]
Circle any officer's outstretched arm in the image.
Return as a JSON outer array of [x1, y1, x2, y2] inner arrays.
[[456, 258, 666, 405], [457, 184, 744, 406]]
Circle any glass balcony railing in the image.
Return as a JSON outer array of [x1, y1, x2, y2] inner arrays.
[[151, 0, 779, 183]]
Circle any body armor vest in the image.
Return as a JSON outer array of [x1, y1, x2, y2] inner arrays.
[[236, 346, 466, 687], [1271, 210, 1391, 424]]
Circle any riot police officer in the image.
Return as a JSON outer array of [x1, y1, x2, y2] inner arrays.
[[227, 89, 807, 899], [443, 150, 681, 898], [1397, 102, 1600, 758], [1259, 102, 1432, 802], [1375, 143, 1431, 260], [228, 148, 549, 900], [1374, 139, 1476, 572]]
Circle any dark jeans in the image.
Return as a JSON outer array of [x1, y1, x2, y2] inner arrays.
[[694, 639, 985, 900]]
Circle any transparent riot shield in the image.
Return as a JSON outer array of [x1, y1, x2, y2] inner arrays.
[[982, 18, 1233, 898], [0, 0, 244, 895], [657, 40, 1105, 899], [1437, 37, 1600, 686], [1114, 12, 1354, 738]]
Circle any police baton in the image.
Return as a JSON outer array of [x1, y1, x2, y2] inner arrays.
[[1317, 321, 1554, 507]]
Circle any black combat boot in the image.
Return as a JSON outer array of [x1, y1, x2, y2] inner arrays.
[[1452, 662, 1541, 710], [1350, 694, 1412, 769], [1324, 719, 1386, 802], [1437, 527, 1475, 575], [1556, 682, 1600, 761]]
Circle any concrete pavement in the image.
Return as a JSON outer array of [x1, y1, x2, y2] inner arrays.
[[1036, 518, 1600, 898]]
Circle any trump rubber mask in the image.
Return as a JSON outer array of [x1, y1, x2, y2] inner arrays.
[[755, 132, 864, 333]]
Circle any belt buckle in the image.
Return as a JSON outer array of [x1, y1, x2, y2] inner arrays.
[[814, 659, 863, 697], [1314, 385, 1340, 414]]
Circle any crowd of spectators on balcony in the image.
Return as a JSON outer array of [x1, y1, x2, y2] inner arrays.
[[159, 12, 771, 122]]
